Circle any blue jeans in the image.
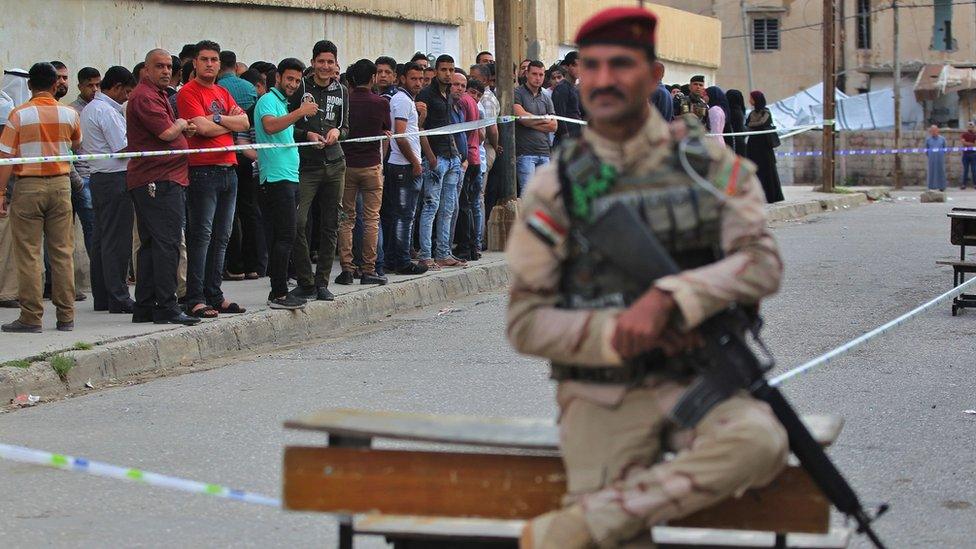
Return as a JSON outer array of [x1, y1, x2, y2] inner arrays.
[[382, 163, 423, 271], [186, 166, 238, 307], [516, 155, 549, 196], [964, 153, 976, 188], [419, 156, 462, 260]]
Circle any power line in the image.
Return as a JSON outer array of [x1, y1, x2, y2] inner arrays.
[[722, 0, 976, 40]]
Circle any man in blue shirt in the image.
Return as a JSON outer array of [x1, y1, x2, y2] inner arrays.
[[254, 57, 318, 309], [216, 50, 256, 110]]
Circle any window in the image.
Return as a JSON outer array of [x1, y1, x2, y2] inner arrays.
[[932, 0, 955, 51], [752, 18, 780, 51], [856, 0, 871, 49]]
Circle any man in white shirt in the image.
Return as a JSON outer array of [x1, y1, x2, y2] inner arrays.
[[381, 62, 428, 275], [80, 66, 136, 314]]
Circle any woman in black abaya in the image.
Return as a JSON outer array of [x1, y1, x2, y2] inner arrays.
[[745, 90, 784, 203]]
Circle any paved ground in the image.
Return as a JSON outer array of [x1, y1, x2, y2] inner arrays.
[[0, 184, 864, 365], [1, 190, 975, 547]]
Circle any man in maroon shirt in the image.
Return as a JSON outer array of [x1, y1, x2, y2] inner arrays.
[[126, 49, 200, 326], [336, 59, 391, 285], [176, 40, 250, 318]]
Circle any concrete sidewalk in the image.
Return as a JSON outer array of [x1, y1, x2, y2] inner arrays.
[[0, 185, 887, 403]]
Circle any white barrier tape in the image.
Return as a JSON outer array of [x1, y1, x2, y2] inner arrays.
[[0, 442, 281, 507], [778, 145, 976, 158], [771, 276, 976, 386], [0, 113, 820, 167]]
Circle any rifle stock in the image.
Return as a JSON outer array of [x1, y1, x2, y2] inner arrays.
[[585, 202, 886, 548]]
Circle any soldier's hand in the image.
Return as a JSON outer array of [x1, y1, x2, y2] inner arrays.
[[657, 328, 703, 357], [612, 288, 675, 359]]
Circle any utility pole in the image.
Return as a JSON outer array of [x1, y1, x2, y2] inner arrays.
[[740, 0, 755, 92], [821, 0, 836, 192], [893, 0, 903, 189], [493, 0, 517, 201], [837, 0, 847, 93]]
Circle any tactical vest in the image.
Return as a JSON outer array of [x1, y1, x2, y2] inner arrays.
[[551, 130, 724, 384], [676, 94, 709, 126]]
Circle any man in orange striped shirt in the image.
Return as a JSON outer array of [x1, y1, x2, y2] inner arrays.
[[0, 62, 82, 333]]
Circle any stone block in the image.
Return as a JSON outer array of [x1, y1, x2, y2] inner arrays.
[[920, 190, 946, 202]]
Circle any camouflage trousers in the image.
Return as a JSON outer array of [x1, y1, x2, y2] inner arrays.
[[557, 380, 789, 548]]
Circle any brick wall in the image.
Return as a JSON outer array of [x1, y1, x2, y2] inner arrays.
[[786, 130, 971, 187]]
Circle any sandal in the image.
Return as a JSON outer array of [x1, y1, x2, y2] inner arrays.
[[215, 302, 246, 314], [223, 271, 245, 281], [189, 305, 219, 318], [245, 272, 260, 280]]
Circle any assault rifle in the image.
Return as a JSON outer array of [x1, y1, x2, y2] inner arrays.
[[586, 202, 888, 548]]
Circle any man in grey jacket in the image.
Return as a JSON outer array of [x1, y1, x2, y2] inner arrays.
[[288, 40, 349, 302]]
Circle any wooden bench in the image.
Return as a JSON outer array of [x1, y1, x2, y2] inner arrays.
[[943, 208, 976, 315], [282, 408, 853, 548]]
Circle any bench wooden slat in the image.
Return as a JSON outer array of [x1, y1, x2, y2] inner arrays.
[[936, 260, 976, 268], [352, 516, 852, 548], [283, 446, 830, 534], [284, 409, 843, 449]]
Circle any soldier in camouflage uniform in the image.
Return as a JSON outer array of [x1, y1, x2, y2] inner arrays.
[[507, 7, 788, 549], [674, 75, 708, 126]]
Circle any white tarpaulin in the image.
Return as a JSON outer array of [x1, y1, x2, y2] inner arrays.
[[767, 83, 923, 131]]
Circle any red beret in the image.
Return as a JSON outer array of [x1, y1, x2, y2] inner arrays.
[[575, 7, 657, 54]]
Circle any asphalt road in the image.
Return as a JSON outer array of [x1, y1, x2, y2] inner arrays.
[[1, 191, 975, 548]]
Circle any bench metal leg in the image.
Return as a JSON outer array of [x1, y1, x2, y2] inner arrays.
[[338, 516, 354, 549], [773, 533, 787, 549]]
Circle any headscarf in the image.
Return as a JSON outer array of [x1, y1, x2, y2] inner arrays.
[[726, 89, 746, 116], [705, 86, 730, 120], [750, 90, 767, 110], [0, 69, 29, 126]]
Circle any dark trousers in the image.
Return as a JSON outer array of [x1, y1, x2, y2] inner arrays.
[[186, 165, 238, 307], [130, 181, 184, 321], [454, 164, 484, 257], [963, 153, 976, 188], [90, 171, 134, 310], [226, 157, 267, 275], [294, 161, 344, 288], [381, 163, 423, 271], [258, 182, 298, 298]]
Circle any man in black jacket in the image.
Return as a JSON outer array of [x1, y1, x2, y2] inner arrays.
[[550, 64, 581, 147], [288, 40, 349, 302]]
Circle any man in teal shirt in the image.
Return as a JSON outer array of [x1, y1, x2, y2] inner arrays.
[[255, 57, 318, 309]]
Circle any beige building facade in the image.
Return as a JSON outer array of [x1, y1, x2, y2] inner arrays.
[[653, 0, 976, 109], [1, 0, 719, 91]]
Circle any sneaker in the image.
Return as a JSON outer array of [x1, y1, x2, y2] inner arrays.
[[1, 319, 41, 333], [360, 272, 388, 285], [0, 299, 19, 308], [334, 271, 355, 285], [56, 321, 74, 332], [268, 294, 307, 310], [288, 285, 316, 301], [419, 259, 442, 271], [435, 256, 467, 268], [316, 286, 336, 301], [396, 262, 429, 275]]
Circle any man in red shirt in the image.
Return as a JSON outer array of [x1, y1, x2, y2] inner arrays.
[[126, 49, 200, 326], [176, 40, 250, 318], [336, 59, 391, 285]]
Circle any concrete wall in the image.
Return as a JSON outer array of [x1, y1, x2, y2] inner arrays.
[[789, 129, 971, 187], [559, 0, 721, 71], [0, 0, 494, 77]]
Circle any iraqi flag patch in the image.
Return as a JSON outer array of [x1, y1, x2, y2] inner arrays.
[[526, 209, 568, 247]]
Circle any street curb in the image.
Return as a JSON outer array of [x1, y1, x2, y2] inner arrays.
[[765, 187, 886, 223], [0, 187, 887, 405], [0, 262, 511, 404]]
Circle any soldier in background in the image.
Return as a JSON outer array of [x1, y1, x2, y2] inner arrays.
[[506, 7, 788, 548], [674, 74, 709, 126]]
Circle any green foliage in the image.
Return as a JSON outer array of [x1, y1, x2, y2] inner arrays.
[[50, 355, 74, 380]]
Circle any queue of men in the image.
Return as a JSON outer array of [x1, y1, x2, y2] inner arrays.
[[0, 40, 585, 332]]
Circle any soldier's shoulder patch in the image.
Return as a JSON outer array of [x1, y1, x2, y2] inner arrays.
[[526, 208, 568, 247], [711, 153, 756, 196]]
